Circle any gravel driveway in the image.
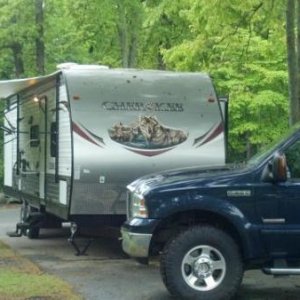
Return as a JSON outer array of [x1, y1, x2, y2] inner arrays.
[[1, 205, 300, 300]]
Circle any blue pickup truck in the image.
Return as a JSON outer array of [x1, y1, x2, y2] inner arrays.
[[121, 125, 300, 300]]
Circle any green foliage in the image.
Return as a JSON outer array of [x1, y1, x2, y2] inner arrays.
[[0, 0, 291, 163], [160, 1, 289, 160]]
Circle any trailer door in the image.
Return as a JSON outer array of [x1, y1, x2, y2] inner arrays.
[[17, 90, 49, 205], [17, 79, 59, 208], [44, 79, 72, 219], [4, 97, 17, 191]]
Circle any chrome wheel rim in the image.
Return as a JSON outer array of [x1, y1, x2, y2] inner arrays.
[[181, 245, 226, 291]]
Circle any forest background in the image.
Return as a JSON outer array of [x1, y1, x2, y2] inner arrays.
[[0, 0, 296, 185]]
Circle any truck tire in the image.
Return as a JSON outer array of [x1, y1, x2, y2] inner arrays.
[[160, 225, 243, 300]]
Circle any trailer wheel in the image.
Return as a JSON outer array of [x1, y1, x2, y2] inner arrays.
[[27, 227, 40, 239], [20, 201, 40, 239], [20, 200, 30, 222], [135, 257, 149, 265], [160, 226, 243, 300]]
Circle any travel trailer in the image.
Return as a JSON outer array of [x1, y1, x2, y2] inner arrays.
[[0, 64, 227, 251]]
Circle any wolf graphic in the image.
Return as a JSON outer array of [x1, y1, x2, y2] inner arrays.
[[109, 116, 188, 148]]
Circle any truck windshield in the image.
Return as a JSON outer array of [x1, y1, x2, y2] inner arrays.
[[247, 125, 300, 166]]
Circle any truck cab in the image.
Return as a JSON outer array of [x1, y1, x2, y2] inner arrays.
[[121, 125, 300, 300]]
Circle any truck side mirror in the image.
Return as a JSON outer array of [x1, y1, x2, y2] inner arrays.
[[272, 153, 287, 182], [261, 153, 287, 183]]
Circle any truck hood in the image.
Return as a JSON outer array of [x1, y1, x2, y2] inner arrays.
[[128, 163, 251, 196]]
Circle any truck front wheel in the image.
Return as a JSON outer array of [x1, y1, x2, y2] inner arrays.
[[160, 225, 243, 300]]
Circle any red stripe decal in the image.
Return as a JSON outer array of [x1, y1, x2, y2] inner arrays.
[[193, 129, 211, 146], [197, 122, 224, 147], [80, 124, 106, 146], [72, 122, 99, 146], [124, 147, 174, 157]]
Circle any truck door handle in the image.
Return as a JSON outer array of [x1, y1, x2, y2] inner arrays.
[[262, 218, 286, 224]]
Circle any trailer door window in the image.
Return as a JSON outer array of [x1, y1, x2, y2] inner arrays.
[[50, 122, 57, 157], [30, 125, 40, 147]]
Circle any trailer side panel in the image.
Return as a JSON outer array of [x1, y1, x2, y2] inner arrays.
[[65, 69, 225, 216]]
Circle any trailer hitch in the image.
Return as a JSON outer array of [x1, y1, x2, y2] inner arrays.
[[67, 222, 93, 256]]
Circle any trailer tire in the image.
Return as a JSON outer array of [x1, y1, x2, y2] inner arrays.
[[135, 257, 149, 265], [27, 227, 40, 239], [160, 225, 243, 300], [20, 200, 30, 222], [20, 201, 40, 239]]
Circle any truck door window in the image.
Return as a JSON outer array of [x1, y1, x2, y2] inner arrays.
[[285, 140, 300, 179]]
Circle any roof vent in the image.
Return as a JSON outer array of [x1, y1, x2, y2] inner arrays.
[[56, 62, 78, 70], [56, 63, 109, 70]]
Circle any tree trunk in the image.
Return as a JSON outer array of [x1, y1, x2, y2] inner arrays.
[[157, 50, 166, 70], [117, 2, 128, 68], [157, 39, 167, 70], [128, 34, 137, 68], [287, 0, 298, 125], [297, 0, 300, 121], [35, 0, 45, 75], [246, 133, 253, 160], [11, 42, 24, 78]]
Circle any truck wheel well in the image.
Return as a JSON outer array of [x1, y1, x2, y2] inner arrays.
[[150, 210, 244, 258]]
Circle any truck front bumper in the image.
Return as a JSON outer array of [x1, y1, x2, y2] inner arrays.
[[121, 218, 160, 258], [121, 228, 152, 257]]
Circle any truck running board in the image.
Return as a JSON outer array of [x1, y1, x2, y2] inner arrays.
[[263, 268, 300, 275]]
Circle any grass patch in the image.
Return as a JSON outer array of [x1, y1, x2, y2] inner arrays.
[[0, 241, 81, 300]]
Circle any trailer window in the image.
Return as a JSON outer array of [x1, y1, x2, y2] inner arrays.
[[30, 125, 40, 147], [50, 122, 57, 157]]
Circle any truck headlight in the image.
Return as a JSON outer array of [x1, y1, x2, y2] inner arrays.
[[131, 193, 148, 218]]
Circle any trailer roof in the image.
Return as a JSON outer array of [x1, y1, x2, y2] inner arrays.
[[0, 64, 210, 99], [0, 72, 59, 99]]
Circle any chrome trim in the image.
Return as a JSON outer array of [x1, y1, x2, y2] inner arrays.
[[126, 191, 131, 220], [127, 184, 135, 193], [263, 268, 300, 275], [262, 218, 285, 224], [227, 190, 251, 197], [121, 228, 152, 258], [181, 245, 226, 291]]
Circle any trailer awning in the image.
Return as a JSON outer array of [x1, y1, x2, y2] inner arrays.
[[0, 72, 59, 99], [0, 63, 109, 100]]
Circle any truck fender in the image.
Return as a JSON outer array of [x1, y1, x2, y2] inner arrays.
[[152, 195, 263, 259]]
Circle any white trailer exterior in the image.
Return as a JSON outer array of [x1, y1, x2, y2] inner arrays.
[[0, 64, 227, 231]]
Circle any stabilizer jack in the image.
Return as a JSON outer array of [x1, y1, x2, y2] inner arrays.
[[67, 222, 93, 256]]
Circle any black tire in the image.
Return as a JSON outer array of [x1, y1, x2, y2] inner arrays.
[[20, 201, 38, 222], [134, 257, 149, 265], [160, 225, 243, 300], [20, 201, 40, 239], [27, 226, 40, 239], [20, 200, 30, 222]]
